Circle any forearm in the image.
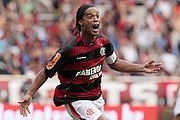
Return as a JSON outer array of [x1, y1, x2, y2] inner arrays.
[[26, 69, 48, 97], [109, 59, 144, 72]]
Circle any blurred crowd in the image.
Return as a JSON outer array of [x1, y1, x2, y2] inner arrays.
[[0, 0, 180, 77]]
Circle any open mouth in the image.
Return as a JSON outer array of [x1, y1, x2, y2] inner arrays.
[[92, 24, 99, 32]]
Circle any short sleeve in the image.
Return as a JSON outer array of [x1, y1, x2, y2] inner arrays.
[[105, 52, 118, 64], [44, 50, 63, 78]]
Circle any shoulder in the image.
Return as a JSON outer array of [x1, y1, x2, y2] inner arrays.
[[62, 36, 77, 50], [97, 33, 112, 44], [98, 33, 110, 40], [57, 35, 77, 55]]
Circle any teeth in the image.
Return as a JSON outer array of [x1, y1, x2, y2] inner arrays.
[[92, 24, 99, 29]]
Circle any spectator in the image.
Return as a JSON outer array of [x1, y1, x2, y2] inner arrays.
[[0, 88, 8, 103], [160, 48, 179, 76], [0, 0, 179, 76]]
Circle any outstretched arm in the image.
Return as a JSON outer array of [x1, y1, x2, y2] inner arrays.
[[108, 59, 162, 74], [18, 68, 48, 117]]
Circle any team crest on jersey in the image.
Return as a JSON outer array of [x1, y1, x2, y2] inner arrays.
[[100, 47, 105, 56], [46, 53, 61, 70], [85, 108, 95, 116]]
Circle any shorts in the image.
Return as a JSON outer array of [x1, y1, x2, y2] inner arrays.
[[174, 89, 180, 117], [65, 95, 105, 120]]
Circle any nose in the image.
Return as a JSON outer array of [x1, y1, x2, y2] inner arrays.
[[93, 16, 99, 22]]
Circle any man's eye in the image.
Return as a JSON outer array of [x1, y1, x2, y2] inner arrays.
[[87, 15, 93, 19]]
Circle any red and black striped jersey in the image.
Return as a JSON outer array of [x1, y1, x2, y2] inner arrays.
[[44, 33, 116, 106]]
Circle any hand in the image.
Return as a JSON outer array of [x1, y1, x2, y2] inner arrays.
[[18, 94, 32, 117], [143, 60, 163, 74]]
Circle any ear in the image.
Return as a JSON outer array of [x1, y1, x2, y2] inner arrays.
[[79, 20, 82, 26]]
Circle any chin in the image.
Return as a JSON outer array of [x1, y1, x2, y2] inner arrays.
[[92, 31, 99, 36]]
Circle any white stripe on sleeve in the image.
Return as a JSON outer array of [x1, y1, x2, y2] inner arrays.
[[105, 52, 118, 64]]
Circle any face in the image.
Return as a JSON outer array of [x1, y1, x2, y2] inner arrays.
[[79, 7, 100, 37]]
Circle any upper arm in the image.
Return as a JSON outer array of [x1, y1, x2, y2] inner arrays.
[[44, 45, 72, 78], [102, 34, 118, 65], [44, 50, 63, 78], [44, 36, 76, 78], [105, 52, 118, 65]]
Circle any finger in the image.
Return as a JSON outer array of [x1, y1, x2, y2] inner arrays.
[[20, 105, 26, 116], [148, 60, 155, 64], [18, 101, 23, 104], [22, 107, 28, 117], [26, 106, 31, 114], [20, 104, 29, 117], [20, 106, 26, 116], [155, 63, 162, 66], [155, 65, 163, 70], [19, 103, 25, 115], [21, 107, 25, 116], [18, 99, 25, 104], [19, 106, 23, 115], [154, 67, 162, 72]]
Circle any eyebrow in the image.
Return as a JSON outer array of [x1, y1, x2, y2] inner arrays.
[[85, 11, 99, 15]]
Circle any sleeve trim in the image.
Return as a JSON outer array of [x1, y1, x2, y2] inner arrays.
[[105, 52, 118, 64]]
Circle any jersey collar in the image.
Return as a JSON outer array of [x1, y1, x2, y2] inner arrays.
[[75, 32, 87, 46], [75, 32, 101, 46]]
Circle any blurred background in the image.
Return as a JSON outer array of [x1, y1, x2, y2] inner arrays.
[[0, 0, 180, 120]]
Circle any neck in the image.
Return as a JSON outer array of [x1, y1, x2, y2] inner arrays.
[[80, 32, 96, 44]]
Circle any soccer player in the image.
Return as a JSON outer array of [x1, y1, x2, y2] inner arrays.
[[18, 4, 163, 120]]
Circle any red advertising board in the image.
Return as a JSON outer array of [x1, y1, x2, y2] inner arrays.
[[0, 80, 9, 102], [0, 103, 159, 120], [0, 76, 177, 120]]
